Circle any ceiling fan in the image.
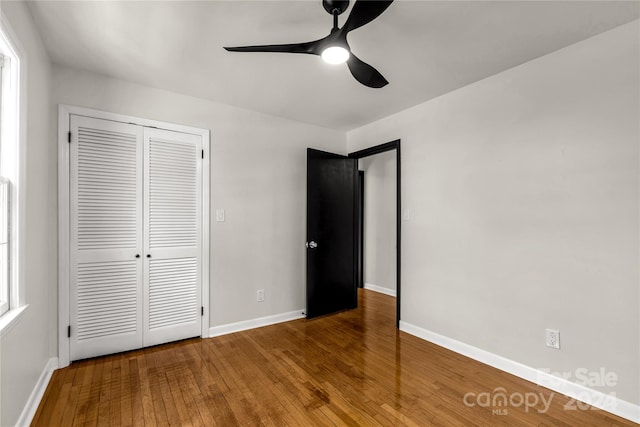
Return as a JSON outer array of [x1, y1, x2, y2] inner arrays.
[[224, 0, 393, 88]]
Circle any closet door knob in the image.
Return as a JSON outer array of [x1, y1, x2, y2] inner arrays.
[[146, 254, 151, 258], [135, 254, 140, 258]]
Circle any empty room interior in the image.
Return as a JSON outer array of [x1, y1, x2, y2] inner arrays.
[[0, 0, 638, 425]]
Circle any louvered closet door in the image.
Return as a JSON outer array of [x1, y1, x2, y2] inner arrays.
[[142, 128, 202, 347], [70, 115, 144, 361]]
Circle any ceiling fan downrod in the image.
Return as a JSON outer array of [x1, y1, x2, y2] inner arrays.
[[332, 10, 340, 31]]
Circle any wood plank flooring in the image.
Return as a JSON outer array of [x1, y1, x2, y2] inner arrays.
[[33, 290, 634, 426]]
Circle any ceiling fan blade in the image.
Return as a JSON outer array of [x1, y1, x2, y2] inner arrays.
[[346, 53, 388, 88], [224, 38, 324, 55], [342, 0, 393, 33]]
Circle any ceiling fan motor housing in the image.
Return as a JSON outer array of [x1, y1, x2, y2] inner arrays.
[[323, 0, 350, 15]]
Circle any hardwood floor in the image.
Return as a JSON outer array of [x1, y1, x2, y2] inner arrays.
[[33, 289, 633, 426]]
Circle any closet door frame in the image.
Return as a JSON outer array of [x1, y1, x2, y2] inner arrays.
[[58, 104, 211, 368]]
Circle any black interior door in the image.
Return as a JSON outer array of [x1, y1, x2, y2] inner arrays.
[[306, 148, 358, 319]]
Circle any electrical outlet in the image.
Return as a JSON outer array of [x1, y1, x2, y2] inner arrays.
[[546, 329, 560, 349], [257, 289, 264, 302]]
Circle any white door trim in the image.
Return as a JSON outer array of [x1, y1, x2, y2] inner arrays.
[[58, 104, 211, 367]]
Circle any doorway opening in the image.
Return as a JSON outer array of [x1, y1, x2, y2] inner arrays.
[[349, 140, 401, 327]]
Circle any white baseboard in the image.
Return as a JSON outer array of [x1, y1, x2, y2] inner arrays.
[[364, 283, 396, 297], [399, 321, 640, 424], [209, 309, 305, 337], [15, 357, 59, 427]]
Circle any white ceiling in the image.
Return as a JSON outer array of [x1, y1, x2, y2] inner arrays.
[[27, 1, 639, 130]]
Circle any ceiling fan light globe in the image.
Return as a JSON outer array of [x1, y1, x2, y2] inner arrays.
[[321, 46, 350, 65]]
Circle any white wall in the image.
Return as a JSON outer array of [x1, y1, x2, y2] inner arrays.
[[348, 21, 640, 405], [51, 65, 345, 328], [359, 151, 396, 294], [0, 1, 54, 425]]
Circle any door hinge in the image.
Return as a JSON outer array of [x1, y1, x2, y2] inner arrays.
[[201, 149, 204, 159], [201, 306, 204, 316], [67, 325, 71, 337], [68, 132, 72, 143]]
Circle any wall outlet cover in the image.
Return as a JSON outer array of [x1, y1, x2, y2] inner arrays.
[[545, 329, 560, 349]]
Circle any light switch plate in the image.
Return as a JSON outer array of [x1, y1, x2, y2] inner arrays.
[[216, 209, 225, 222]]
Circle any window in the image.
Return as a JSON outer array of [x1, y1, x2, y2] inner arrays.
[[0, 178, 8, 315], [0, 18, 21, 318]]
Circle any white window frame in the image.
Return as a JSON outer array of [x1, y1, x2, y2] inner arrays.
[[58, 105, 211, 367], [0, 13, 28, 333]]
